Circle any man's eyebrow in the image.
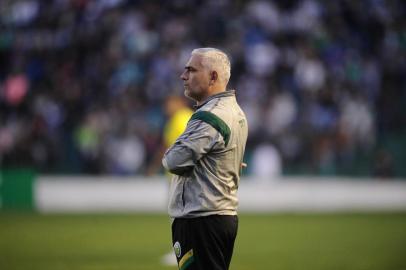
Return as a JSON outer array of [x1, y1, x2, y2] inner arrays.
[[185, 65, 197, 71]]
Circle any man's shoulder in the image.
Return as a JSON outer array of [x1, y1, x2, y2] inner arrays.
[[193, 91, 246, 128], [200, 93, 236, 111]]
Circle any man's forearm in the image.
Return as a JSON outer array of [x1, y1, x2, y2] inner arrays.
[[162, 144, 195, 175]]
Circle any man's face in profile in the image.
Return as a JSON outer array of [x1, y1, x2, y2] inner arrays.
[[180, 54, 210, 102]]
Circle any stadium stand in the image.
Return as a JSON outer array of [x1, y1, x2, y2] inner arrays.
[[0, 0, 405, 177]]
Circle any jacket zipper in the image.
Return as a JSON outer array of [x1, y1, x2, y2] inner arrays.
[[181, 180, 186, 207]]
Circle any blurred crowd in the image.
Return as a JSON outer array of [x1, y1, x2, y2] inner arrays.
[[0, 0, 405, 177]]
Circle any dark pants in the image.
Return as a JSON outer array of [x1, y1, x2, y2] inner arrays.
[[172, 215, 238, 270]]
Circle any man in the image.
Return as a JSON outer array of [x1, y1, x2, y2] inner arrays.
[[162, 48, 248, 270]]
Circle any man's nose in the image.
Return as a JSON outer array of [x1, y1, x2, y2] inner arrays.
[[180, 71, 187, 80]]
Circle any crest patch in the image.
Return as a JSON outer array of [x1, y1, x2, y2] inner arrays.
[[173, 241, 181, 258]]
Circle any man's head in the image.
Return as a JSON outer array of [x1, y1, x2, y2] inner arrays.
[[180, 48, 231, 104]]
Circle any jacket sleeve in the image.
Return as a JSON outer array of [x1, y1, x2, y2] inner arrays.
[[162, 119, 223, 175]]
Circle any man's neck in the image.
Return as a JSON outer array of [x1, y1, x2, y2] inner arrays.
[[195, 83, 227, 106], [196, 88, 227, 106]]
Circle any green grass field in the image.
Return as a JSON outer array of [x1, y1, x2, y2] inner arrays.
[[0, 213, 405, 270]]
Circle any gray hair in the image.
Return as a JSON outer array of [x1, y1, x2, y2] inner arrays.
[[192, 48, 231, 85]]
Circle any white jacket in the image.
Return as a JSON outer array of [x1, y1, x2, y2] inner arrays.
[[162, 90, 248, 218]]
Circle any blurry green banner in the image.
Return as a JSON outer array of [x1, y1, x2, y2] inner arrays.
[[0, 169, 35, 210]]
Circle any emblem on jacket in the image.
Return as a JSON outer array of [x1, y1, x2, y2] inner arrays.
[[174, 241, 181, 258]]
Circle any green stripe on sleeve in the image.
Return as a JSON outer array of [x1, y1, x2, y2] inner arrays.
[[189, 111, 231, 146]]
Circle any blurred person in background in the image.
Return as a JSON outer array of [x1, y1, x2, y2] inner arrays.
[[146, 95, 193, 176], [146, 94, 193, 266], [162, 48, 248, 270], [251, 142, 282, 180]]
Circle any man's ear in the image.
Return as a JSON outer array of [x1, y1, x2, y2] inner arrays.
[[209, 71, 218, 85]]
